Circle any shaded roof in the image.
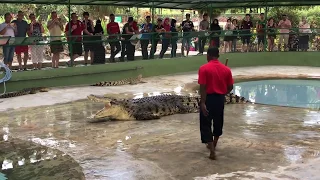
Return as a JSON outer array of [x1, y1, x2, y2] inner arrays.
[[1, 0, 320, 9]]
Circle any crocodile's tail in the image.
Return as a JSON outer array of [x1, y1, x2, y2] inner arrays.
[[0, 90, 30, 98], [90, 80, 129, 86], [225, 93, 250, 104]]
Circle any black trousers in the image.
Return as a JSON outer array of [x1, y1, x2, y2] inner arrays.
[[109, 40, 121, 62], [140, 39, 149, 60], [149, 39, 159, 59], [199, 37, 207, 53], [159, 39, 170, 59], [200, 93, 225, 143], [121, 40, 135, 61]]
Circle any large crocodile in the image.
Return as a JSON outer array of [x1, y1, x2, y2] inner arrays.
[[87, 93, 250, 121], [0, 87, 50, 98], [90, 74, 145, 86]]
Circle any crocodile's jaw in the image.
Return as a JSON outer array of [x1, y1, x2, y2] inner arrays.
[[87, 94, 113, 103], [93, 104, 134, 120]]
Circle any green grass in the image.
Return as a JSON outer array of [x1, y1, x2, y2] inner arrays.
[[2, 52, 320, 93]]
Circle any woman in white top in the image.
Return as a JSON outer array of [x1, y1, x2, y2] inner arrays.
[[298, 17, 311, 51], [223, 18, 234, 53]]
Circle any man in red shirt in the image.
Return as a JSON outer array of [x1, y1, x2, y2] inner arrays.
[[198, 47, 234, 160], [65, 12, 92, 66], [107, 14, 121, 62]]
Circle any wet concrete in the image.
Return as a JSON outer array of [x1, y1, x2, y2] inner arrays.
[[0, 100, 319, 179], [0, 66, 320, 180]]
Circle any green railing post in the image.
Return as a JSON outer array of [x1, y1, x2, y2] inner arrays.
[[68, 0, 73, 66], [151, 1, 155, 59], [264, 5, 268, 52]]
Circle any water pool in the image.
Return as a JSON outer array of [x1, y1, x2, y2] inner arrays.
[[233, 79, 320, 109]]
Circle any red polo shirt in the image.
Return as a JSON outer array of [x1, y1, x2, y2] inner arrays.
[[198, 60, 234, 95], [65, 20, 84, 41], [107, 22, 120, 38]]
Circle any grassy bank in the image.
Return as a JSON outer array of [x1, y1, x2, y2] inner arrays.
[[2, 52, 320, 92]]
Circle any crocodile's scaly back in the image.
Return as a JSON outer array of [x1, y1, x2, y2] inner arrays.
[[0, 87, 49, 98], [90, 74, 143, 86]]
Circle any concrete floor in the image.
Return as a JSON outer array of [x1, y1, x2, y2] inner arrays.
[[0, 66, 320, 180]]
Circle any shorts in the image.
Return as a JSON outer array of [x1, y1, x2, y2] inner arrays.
[[223, 36, 233, 42], [241, 36, 251, 44], [279, 34, 289, 45], [83, 37, 94, 52], [30, 45, 44, 63], [182, 37, 191, 48], [2, 45, 15, 64], [69, 42, 83, 56], [257, 35, 266, 44], [15, 45, 28, 54], [50, 40, 64, 54]]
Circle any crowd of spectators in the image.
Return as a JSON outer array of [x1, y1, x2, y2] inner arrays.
[[0, 11, 316, 70]]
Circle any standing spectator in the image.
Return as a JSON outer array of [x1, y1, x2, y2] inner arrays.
[[12, 11, 29, 71], [232, 19, 239, 52], [120, 17, 135, 61], [278, 14, 292, 51], [181, 13, 194, 57], [47, 11, 64, 68], [159, 18, 171, 59], [209, 19, 221, 48], [0, 13, 16, 69], [298, 17, 311, 52], [149, 18, 164, 59], [170, 19, 178, 58], [82, 12, 95, 65], [92, 19, 106, 64], [140, 16, 153, 60], [198, 47, 234, 160], [256, 13, 267, 52], [107, 14, 121, 62], [28, 13, 44, 70], [65, 13, 92, 66], [223, 18, 234, 53], [267, 17, 276, 52], [198, 13, 209, 55], [240, 14, 253, 52]]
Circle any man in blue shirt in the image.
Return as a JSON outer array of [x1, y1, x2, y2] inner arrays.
[[140, 16, 152, 60]]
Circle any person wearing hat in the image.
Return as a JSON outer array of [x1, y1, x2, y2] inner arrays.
[[278, 14, 291, 51], [198, 47, 234, 160], [149, 18, 165, 59], [120, 16, 136, 61]]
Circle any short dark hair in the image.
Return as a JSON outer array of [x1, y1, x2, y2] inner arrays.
[[203, 13, 208, 17], [245, 14, 251, 17], [282, 14, 287, 16], [128, 17, 134, 22], [260, 13, 264, 15], [29, 13, 35, 18], [207, 47, 219, 58], [186, 13, 190, 17], [71, 13, 76, 16], [51, 11, 57, 14], [18, 11, 23, 14], [110, 13, 114, 17], [146, 16, 151, 19], [83, 12, 89, 16], [4, 13, 11, 18]]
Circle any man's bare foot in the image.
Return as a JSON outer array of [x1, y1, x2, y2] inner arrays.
[[209, 150, 216, 160]]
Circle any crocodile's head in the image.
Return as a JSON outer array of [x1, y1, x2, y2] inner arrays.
[[87, 94, 116, 103], [93, 103, 134, 120], [39, 87, 50, 92]]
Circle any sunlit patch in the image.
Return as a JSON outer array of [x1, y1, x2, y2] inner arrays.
[[133, 92, 143, 99], [173, 85, 183, 95], [1, 159, 13, 170]]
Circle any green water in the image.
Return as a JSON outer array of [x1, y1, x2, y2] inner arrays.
[[233, 79, 320, 109]]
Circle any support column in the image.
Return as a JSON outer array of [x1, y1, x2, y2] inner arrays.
[[150, 1, 155, 58], [68, 0, 73, 66], [264, 5, 268, 52]]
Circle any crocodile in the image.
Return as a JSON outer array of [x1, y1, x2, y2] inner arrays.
[[90, 74, 145, 86], [88, 93, 250, 121], [0, 87, 50, 98]]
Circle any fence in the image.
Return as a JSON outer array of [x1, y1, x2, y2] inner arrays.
[[1, 27, 320, 69]]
